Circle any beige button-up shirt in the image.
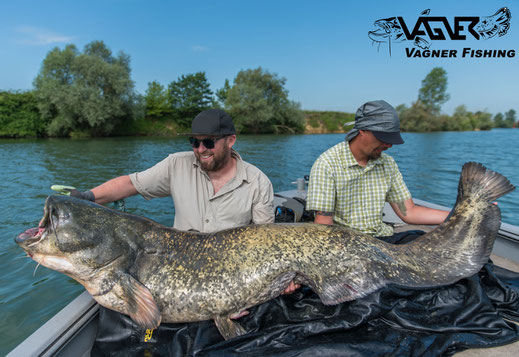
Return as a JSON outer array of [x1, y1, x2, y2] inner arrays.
[[129, 150, 274, 233]]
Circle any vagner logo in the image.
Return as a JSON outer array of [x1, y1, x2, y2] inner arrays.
[[368, 7, 513, 58]]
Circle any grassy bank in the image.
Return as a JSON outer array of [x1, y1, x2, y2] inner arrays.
[[303, 110, 355, 133]]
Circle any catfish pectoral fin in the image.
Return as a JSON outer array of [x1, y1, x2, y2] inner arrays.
[[120, 274, 162, 329], [214, 315, 247, 340], [314, 272, 386, 305]]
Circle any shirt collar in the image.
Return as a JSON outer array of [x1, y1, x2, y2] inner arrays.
[[343, 142, 359, 168], [232, 149, 248, 183], [211, 149, 248, 200]]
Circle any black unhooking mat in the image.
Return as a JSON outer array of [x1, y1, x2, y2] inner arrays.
[[91, 262, 519, 357]]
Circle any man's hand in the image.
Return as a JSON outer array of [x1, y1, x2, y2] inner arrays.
[[281, 280, 301, 295], [51, 185, 96, 202], [68, 189, 95, 202]]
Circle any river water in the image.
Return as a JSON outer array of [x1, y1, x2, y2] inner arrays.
[[1, 129, 518, 354]]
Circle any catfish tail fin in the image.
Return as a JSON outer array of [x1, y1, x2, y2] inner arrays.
[[398, 163, 514, 288], [458, 162, 515, 203]]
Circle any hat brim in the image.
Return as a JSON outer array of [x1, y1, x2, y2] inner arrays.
[[178, 132, 235, 136], [371, 131, 404, 145]]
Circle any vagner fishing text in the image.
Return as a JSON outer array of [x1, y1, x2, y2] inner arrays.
[[406, 48, 516, 58]]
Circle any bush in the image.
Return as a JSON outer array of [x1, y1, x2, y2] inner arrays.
[[0, 90, 47, 137]]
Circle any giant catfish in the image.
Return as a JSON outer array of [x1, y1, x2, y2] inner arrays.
[[16, 162, 515, 340]]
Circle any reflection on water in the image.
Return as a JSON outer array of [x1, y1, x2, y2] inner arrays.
[[0, 129, 518, 354]]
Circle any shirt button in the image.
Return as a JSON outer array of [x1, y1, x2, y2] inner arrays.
[[205, 219, 209, 223]]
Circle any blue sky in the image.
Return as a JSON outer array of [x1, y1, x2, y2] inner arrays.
[[1, 0, 517, 115]]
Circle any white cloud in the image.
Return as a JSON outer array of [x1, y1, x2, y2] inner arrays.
[[14, 26, 74, 45]]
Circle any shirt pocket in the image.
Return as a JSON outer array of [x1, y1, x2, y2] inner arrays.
[[212, 191, 253, 229]]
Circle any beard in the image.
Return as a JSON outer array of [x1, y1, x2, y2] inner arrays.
[[195, 144, 231, 172], [367, 146, 385, 161]]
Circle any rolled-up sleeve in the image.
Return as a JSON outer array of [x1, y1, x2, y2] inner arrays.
[[129, 156, 173, 200], [252, 172, 275, 224]]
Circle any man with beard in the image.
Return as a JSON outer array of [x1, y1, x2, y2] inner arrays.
[[72, 109, 275, 233], [306, 100, 449, 243], [70, 109, 298, 335]]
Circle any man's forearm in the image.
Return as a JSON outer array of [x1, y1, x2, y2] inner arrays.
[[91, 175, 138, 204], [408, 206, 450, 225], [391, 198, 451, 226], [314, 211, 334, 225]]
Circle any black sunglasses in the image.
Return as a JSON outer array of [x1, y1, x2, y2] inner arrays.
[[188, 136, 226, 149]]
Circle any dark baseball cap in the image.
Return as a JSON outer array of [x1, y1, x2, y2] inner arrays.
[[182, 109, 236, 136]]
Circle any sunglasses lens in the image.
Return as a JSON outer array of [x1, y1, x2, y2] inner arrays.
[[202, 139, 215, 149], [188, 137, 199, 148], [189, 137, 217, 149]]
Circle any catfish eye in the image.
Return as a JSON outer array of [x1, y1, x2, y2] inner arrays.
[[60, 212, 70, 220]]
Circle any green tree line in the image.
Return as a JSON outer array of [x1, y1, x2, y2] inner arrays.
[[144, 67, 304, 134], [397, 67, 518, 132], [1, 41, 517, 138], [0, 41, 304, 138]]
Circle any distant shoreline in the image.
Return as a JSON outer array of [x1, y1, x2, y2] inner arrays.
[[2, 127, 515, 140], [1, 110, 516, 139]]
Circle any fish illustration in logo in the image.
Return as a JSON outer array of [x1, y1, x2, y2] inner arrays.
[[475, 7, 511, 40], [369, 8, 512, 56], [368, 17, 406, 56], [368, 10, 431, 56]]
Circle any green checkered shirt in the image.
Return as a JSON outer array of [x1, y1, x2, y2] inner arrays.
[[307, 141, 411, 237]]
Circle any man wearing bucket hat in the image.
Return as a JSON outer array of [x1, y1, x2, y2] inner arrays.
[[71, 109, 275, 233], [307, 100, 449, 242]]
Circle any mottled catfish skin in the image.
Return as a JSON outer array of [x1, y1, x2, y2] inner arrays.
[[16, 162, 515, 340]]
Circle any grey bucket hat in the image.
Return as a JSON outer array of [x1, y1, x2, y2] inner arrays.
[[345, 100, 404, 145]]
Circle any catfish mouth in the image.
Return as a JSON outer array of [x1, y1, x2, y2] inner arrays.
[[16, 200, 51, 249], [16, 227, 46, 248], [368, 29, 391, 41]]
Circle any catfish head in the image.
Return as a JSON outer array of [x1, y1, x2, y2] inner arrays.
[[368, 17, 406, 44], [15, 195, 137, 296], [17, 195, 163, 329], [475, 7, 511, 40]]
